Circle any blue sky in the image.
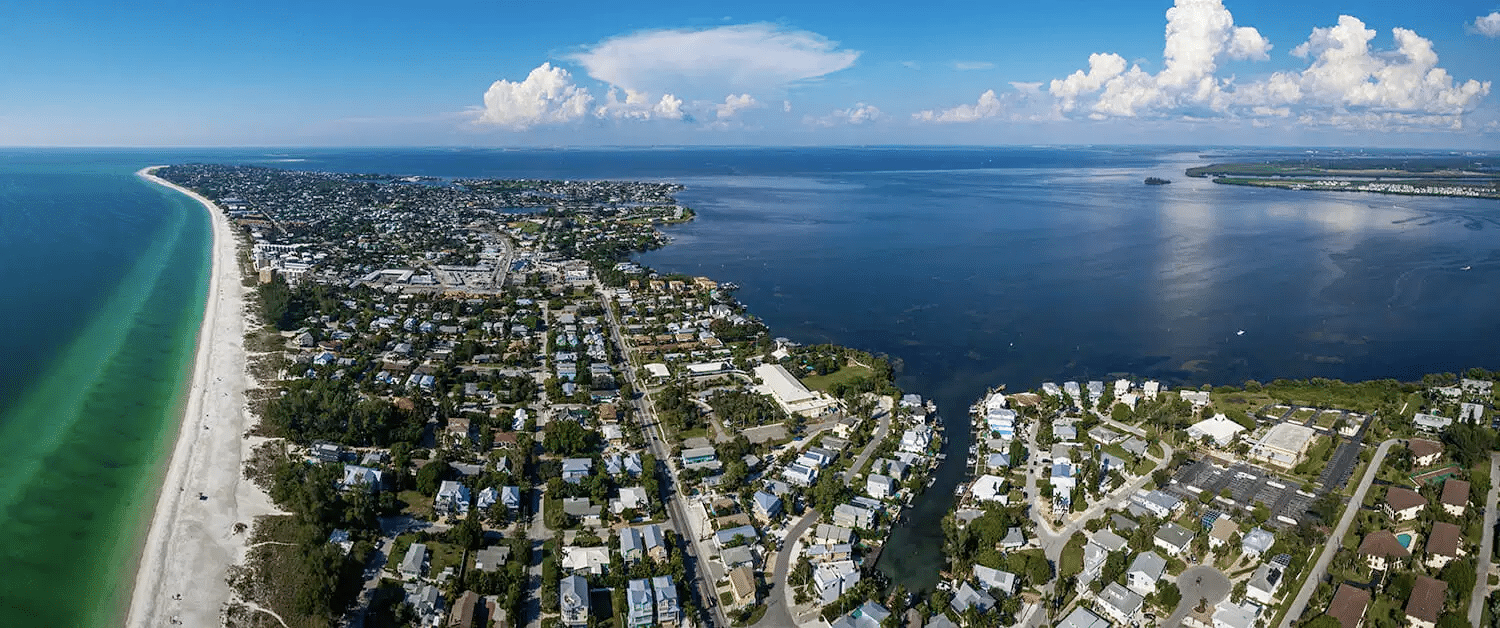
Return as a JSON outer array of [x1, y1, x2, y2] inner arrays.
[[2, 0, 1498, 147]]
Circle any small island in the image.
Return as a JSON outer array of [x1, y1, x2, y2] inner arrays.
[[1144, 177, 1172, 185]]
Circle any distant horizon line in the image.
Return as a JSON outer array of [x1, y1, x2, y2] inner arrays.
[[0, 143, 1495, 153]]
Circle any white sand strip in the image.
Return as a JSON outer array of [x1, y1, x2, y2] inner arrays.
[[126, 167, 278, 628]]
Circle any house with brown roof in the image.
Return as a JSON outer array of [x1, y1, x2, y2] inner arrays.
[[1439, 478, 1469, 516], [1408, 439, 1443, 467], [1424, 521, 1464, 569], [1326, 583, 1371, 628], [1384, 487, 1427, 521], [1404, 576, 1446, 628], [1356, 530, 1410, 571], [449, 591, 481, 628], [727, 565, 757, 609]]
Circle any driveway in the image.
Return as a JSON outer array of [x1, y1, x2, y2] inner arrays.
[[1164, 565, 1230, 627], [754, 510, 820, 628]]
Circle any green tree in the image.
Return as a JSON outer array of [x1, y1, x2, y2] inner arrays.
[[1158, 581, 1182, 610]]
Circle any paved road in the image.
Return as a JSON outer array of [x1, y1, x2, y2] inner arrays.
[[755, 510, 821, 628], [844, 404, 893, 488], [1470, 452, 1500, 626], [1164, 565, 1230, 627], [599, 290, 728, 628], [1278, 438, 1399, 628]]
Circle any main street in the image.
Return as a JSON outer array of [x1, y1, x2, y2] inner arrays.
[[598, 285, 729, 628], [1277, 438, 1399, 628]]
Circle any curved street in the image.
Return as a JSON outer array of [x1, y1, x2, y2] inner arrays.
[[756, 510, 821, 628], [1164, 565, 1230, 627]]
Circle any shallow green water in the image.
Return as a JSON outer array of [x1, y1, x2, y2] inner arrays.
[[0, 154, 210, 626]]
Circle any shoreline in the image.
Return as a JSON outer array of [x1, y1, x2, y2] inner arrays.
[[125, 167, 278, 628]]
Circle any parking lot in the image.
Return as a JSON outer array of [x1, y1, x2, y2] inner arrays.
[[1165, 460, 1313, 528]]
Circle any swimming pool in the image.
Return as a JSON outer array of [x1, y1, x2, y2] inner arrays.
[[1397, 533, 1413, 548]]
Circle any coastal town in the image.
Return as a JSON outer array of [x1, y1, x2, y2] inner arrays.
[[147, 163, 1500, 628]]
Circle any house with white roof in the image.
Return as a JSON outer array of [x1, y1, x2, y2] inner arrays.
[[782, 463, 818, 487], [1188, 414, 1246, 447], [866, 473, 897, 500], [1127, 551, 1166, 595], [1098, 582, 1143, 624], [435, 480, 471, 517], [813, 560, 861, 604]]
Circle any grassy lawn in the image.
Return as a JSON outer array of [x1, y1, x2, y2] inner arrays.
[[1315, 411, 1342, 429], [801, 364, 875, 393], [1059, 532, 1086, 580], [1268, 543, 1325, 628], [1211, 390, 1277, 415], [428, 540, 466, 578], [1149, 441, 1164, 458], [398, 489, 434, 519], [1291, 408, 1317, 422]]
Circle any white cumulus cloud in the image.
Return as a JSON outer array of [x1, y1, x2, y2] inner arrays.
[[1274, 16, 1489, 121], [1042, 0, 1488, 129], [477, 63, 593, 130], [568, 23, 859, 97], [913, 90, 1005, 122], [806, 103, 882, 126], [1473, 12, 1500, 37], [715, 94, 759, 119], [593, 89, 687, 121]]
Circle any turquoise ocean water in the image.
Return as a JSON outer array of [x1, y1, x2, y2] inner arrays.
[[0, 152, 210, 626]]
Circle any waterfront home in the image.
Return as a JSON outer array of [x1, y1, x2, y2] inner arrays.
[[400, 542, 427, 580], [1087, 381, 1105, 401], [1154, 522, 1194, 556], [951, 581, 995, 613], [1357, 530, 1410, 571], [1041, 382, 1062, 397], [834, 503, 877, 529], [1384, 487, 1427, 521], [1098, 582, 1143, 624], [1127, 551, 1166, 595], [728, 565, 757, 609], [1404, 576, 1446, 628], [973, 565, 1019, 595], [1247, 562, 1283, 604], [1462, 378, 1494, 396], [626, 579, 654, 628], [830, 602, 890, 628], [814, 523, 854, 545], [813, 560, 861, 604], [1326, 583, 1371, 628], [1440, 478, 1469, 515], [805, 543, 852, 563], [560, 575, 590, 628], [1424, 521, 1463, 569], [1180, 390, 1210, 407], [435, 480, 471, 517], [1461, 402, 1485, 423], [899, 425, 933, 454], [866, 473, 897, 500], [970, 474, 1008, 503], [986, 453, 1011, 471], [1142, 381, 1161, 399]]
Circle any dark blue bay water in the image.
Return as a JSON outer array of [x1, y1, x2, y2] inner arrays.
[[1, 147, 1496, 618]]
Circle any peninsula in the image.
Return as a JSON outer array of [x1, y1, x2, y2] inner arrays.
[[139, 164, 942, 628], [1186, 156, 1500, 199]]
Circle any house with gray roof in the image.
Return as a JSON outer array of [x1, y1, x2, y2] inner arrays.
[[1127, 551, 1166, 594], [1154, 522, 1194, 556], [830, 602, 890, 628], [560, 575, 590, 627], [1241, 528, 1275, 557], [950, 581, 996, 613], [1098, 581, 1143, 624], [399, 542, 427, 580]]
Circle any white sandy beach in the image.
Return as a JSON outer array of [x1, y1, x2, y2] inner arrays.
[[127, 167, 278, 628]]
